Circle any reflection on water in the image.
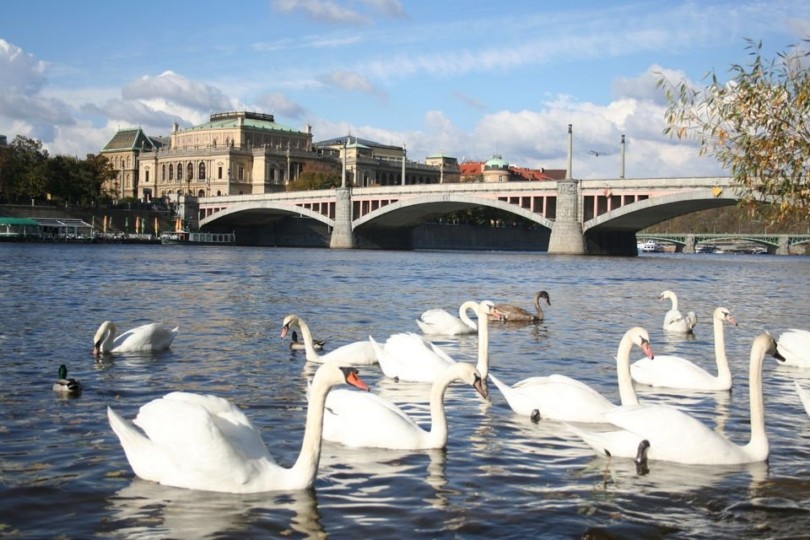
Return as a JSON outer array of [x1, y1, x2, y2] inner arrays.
[[109, 479, 324, 539], [1, 244, 810, 538]]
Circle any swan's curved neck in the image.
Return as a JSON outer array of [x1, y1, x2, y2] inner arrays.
[[533, 294, 544, 318], [459, 301, 478, 330], [288, 376, 331, 488], [616, 335, 639, 406], [475, 306, 491, 379], [426, 369, 458, 447], [668, 294, 679, 311], [713, 314, 732, 386], [295, 318, 322, 362], [743, 342, 768, 460], [101, 323, 117, 352]]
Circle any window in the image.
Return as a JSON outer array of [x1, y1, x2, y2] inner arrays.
[[177, 164, 183, 181], [199, 162, 206, 180], [169, 164, 174, 181], [187, 163, 193, 181], [218, 166, 222, 180], [161, 164, 166, 182]]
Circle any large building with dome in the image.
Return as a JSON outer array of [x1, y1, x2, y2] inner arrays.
[[99, 111, 557, 203]]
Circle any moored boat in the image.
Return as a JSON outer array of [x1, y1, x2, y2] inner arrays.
[[160, 230, 236, 245]]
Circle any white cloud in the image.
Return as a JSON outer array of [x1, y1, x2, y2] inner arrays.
[[271, 0, 371, 25], [319, 69, 382, 96], [122, 71, 234, 113], [254, 92, 307, 120]]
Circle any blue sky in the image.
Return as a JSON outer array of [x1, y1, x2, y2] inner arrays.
[[2, 0, 809, 179]]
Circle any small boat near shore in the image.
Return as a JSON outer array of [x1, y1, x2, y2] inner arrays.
[[637, 239, 664, 253], [160, 230, 236, 246]]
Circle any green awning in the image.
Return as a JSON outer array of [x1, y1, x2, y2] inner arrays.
[[0, 217, 40, 226]]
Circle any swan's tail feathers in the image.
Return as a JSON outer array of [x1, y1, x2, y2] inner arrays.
[[107, 406, 166, 483], [368, 336, 392, 377]]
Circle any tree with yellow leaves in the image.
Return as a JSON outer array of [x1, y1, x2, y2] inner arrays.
[[658, 38, 810, 224]]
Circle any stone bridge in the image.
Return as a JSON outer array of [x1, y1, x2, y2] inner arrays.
[[183, 176, 743, 255]]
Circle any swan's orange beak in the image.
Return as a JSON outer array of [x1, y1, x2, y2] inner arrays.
[[345, 369, 369, 391], [280, 325, 290, 339], [491, 308, 506, 322]]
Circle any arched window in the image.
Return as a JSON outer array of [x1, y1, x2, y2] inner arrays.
[[161, 164, 166, 181], [169, 164, 174, 181], [187, 163, 193, 181], [177, 163, 183, 181], [198, 162, 206, 180]]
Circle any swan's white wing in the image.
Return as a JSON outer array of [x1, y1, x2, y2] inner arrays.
[[319, 339, 377, 365], [416, 309, 474, 335], [113, 323, 178, 352], [322, 388, 425, 448], [631, 355, 721, 390], [132, 393, 273, 488], [603, 404, 748, 464], [777, 329, 810, 367], [494, 373, 614, 422], [374, 333, 455, 382]]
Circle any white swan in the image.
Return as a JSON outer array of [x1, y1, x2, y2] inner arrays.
[[415, 300, 479, 335], [776, 329, 810, 367], [659, 290, 697, 334], [492, 291, 550, 322], [373, 300, 499, 383], [631, 307, 736, 391], [321, 362, 487, 449], [93, 321, 179, 356], [281, 314, 376, 365], [52, 364, 81, 395], [796, 381, 810, 419], [489, 326, 653, 423], [568, 333, 782, 465], [107, 363, 369, 493]]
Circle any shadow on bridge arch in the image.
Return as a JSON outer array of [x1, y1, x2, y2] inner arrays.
[[582, 188, 741, 255], [352, 193, 554, 249], [201, 200, 334, 229], [200, 200, 335, 246]]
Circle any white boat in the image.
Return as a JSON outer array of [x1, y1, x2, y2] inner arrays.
[[637, 240, 664, 253]]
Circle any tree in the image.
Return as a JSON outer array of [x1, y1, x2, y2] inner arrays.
[[287, 162, 341, 191], [2, 136, 49, 202], [658, 38, 810, 224]]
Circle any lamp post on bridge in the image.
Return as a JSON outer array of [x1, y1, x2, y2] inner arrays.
[[620, 134, 626, 179]]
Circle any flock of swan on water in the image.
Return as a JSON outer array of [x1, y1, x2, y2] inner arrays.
[[52, 289, 810, 494]]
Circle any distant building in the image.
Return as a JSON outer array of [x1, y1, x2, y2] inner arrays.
[[98, 111, 557, 202], [460, 155, 564, 183], [313, 136, 460, 186], [100, 127, 163, 201]]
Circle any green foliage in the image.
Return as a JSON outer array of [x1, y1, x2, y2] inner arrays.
[[0, 136, 115, 205], [287, 163, 341, 191], [658, 38, 810, 224]]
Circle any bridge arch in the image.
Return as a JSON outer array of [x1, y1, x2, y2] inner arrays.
[[583, 188, 740, 233], [199, 200, 334, 229], [352, 193, 555, 230]]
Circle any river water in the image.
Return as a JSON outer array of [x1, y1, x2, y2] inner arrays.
[[1, 243, 809, 539]]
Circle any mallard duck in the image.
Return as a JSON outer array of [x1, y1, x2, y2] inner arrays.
[[53, 364, 82, 395], [290, 330, 325, 351]]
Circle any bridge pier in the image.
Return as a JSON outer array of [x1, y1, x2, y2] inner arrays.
[[329, 187, 355, 249], [777, 236, 790, 255], [683, 234, 696, 254], [548, 180, 586, 255]]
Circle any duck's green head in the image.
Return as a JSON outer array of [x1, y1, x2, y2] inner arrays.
[[58, 364, 68, 379]]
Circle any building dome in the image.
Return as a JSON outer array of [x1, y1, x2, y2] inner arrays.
[[484, 155, 509, 170]]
